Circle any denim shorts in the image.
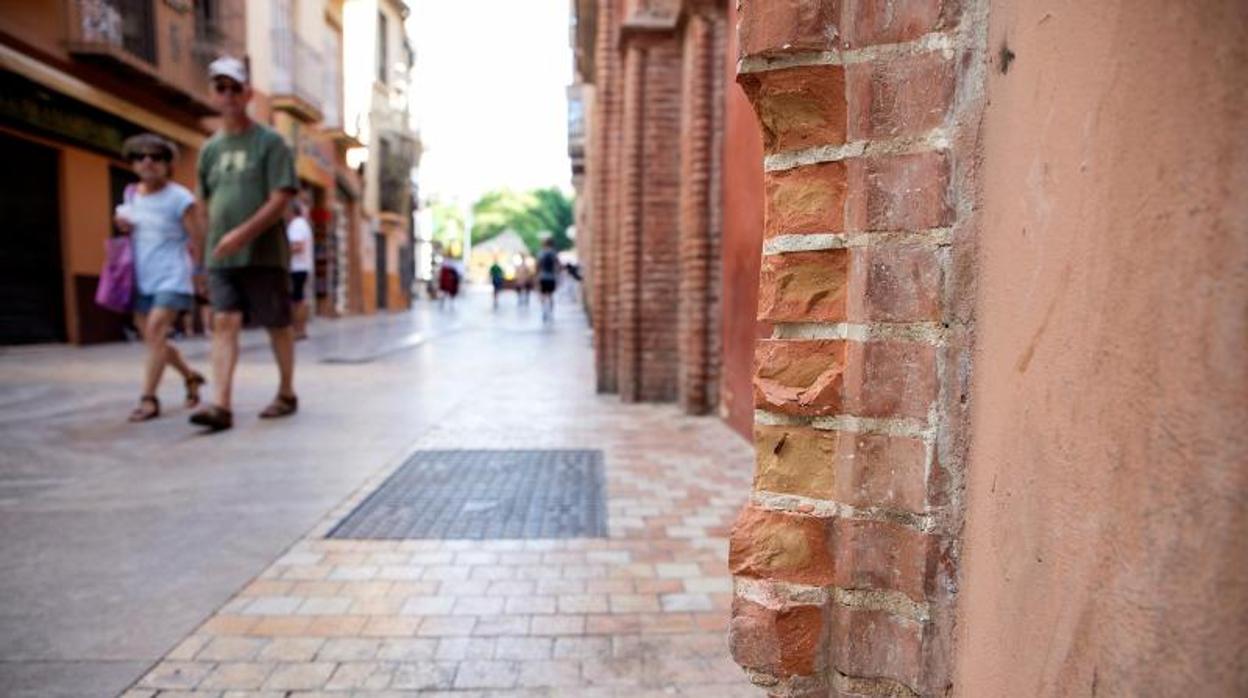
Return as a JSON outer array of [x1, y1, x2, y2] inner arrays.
[[134, 291, 194, 314]]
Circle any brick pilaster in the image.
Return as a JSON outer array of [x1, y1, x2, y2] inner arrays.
[[727, 0, 985, 695], [616, 42, 645, 402], [678, 10, 716, 414], [590, 0, 621, 394]]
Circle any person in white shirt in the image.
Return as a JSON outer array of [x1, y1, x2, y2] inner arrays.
[[284, 201, 314, 340]]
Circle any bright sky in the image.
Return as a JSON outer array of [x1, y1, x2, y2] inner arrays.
[[409, 0, 573, 206]]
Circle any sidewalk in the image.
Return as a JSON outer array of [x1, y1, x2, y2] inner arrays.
[[117, 289, 757, 697]]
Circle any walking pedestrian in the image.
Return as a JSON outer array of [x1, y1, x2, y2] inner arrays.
[[437, 257, 460, 310], [188, 56, 299, 432], [114, 133, 206, 421], [285, 200, 313, 340], [489, 257, 504, 309], [537, 238, 559, 323], [513, 255, 532, 307]]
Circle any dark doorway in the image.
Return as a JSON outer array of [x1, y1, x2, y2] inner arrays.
[[375, 232, 387, 310], [0, 133, 65, 344]]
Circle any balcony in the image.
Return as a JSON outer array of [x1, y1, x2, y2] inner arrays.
[[65, 0, 227, 116], [378, 133, 417, 216], [271, 28, 324, 123], [567, 84, 586, 175], [67, 0, 157, 72]]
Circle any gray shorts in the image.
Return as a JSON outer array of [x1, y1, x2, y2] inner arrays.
[[208, 267, 292, 328]]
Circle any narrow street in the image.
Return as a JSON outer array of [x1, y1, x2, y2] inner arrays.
[[0, 289, 756, 697]]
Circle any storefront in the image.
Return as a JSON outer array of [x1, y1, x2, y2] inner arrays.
[[0, 63, 204, 344]]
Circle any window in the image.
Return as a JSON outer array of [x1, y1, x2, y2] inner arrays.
[[376, 11, 388, 84]]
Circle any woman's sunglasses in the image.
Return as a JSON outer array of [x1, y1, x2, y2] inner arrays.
[[129, 151, 171, 163]]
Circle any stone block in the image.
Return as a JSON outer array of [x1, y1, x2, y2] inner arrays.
[[765, 162, 849, 237], [729, 595, 828, 678], [739, 0, 842, 57], [759, 249, 850, 323], [729, 505, 836, 586], [740, 65, 848, 153], [753, 339, 849, 417]]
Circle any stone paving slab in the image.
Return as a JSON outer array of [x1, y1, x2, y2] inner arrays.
[[124, 294, 758, 696]]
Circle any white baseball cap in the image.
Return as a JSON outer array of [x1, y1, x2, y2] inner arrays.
[[208, 56, 248, 84]]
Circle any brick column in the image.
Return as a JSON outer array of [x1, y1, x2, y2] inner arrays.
[[616, 43, 645, 402], [727, 0, 984, 695], [677, 7, 719, 415], [590, 0, 621, 394], [617, 17, 683, 403]]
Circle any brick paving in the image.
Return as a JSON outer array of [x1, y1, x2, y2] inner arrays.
[[122, 293, 757, 697]]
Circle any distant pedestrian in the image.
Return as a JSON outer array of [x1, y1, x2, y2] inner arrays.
[[438, 258, 460, 310], [513, 256, 532, 307], [537, 238, 559, 323], [488, 258, 504, 309], [115, 133, 207, 421], [285, 200, 313, 340], [189, 56, 299, 432]]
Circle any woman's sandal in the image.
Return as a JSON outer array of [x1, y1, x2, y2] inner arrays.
[[184, 372, 206, 408], [128, 395, 160, 422]]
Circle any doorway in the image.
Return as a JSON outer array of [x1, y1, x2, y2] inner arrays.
[[0, 133, 65, 344], [374, 232, 387, 310]]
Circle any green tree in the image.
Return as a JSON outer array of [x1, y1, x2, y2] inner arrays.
[[430, 200, 465, 251], [470, 187, 575, 253]]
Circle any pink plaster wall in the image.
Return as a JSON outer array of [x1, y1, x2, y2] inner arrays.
[[956, 1, 1248, 695]]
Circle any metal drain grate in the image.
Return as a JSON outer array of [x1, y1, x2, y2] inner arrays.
[[327, 450, 607, 540]]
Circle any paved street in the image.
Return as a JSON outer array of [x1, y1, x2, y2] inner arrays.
[[0, 288, 756, 697]]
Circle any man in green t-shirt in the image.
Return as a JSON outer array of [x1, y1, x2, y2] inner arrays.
[[189, 56, 298, 432]]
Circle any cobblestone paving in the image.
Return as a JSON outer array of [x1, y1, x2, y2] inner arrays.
[[123, 294, 757, 697]]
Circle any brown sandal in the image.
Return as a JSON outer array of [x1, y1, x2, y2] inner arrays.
[[128, 395, 160, 422], [189, 404, 233, 431], [259, 394, 298, 419], [184, 372, 206, 409]]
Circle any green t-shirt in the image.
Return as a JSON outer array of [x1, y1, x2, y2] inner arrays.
[[197, 124, 297, 269]]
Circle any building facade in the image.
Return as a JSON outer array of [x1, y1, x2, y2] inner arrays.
[[575, 0, 1247, 695], [574, 0, 750, 420], [0, 0, 421, 347], [245, 0, 368, 320], [343, 0, 421, 313], [0, 0, 244, 344]]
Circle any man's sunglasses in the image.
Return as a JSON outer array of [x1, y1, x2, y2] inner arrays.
[[129, 151, 171, 163], [213, 81, 244, 95]]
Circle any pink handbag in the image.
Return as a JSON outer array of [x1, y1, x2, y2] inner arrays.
[[94, 185, 136, 313]]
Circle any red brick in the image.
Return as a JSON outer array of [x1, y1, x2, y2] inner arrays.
[[729, 596, 828, 677], [738, 0, 841, 58], [827, 603, 924, 690], [740, 65, 848, 154], [764, 162, 848, 237], [847, 244, 943, 322], [729, 505, 836, 586], [841, 340, 938, 420], [831, 518, 932, 602], [758, 249, 850, 323], [845, 152, 953, 232], [753, 339, 848, 416], [843, 0, 957, 48], [846, 51, 955, 140], [753, 424, 928, 512]]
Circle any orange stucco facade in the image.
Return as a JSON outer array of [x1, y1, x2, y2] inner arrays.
[[0, 0, 217, 343]]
